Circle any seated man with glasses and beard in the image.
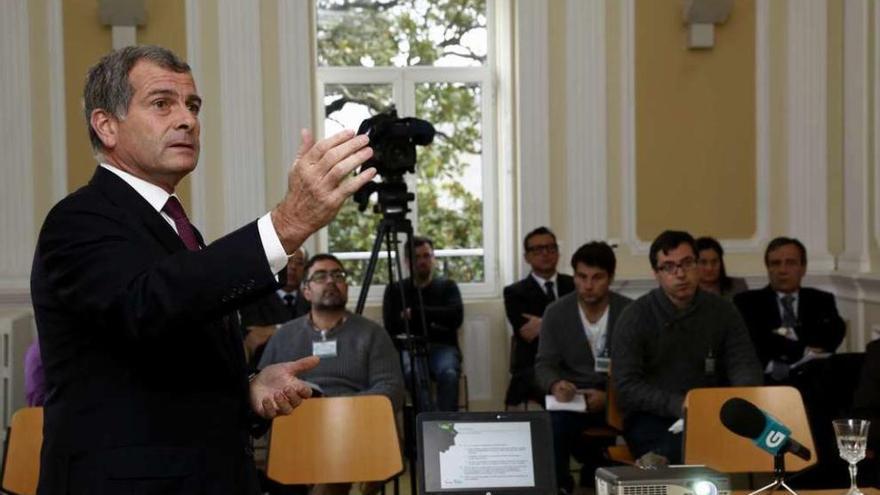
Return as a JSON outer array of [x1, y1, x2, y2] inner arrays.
[[611, 231, 762, 466], [259, 254, 405, 495]]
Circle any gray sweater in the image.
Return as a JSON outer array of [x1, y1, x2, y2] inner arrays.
[[535, 291, 633, 393], [611, 288, 762, 419], [258, 312, 406, 411]]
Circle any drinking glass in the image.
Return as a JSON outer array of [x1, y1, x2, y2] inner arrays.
[[832, 419, 870, 495]]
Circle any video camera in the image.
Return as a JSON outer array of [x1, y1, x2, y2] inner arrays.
[[353, 107, 435, 213]]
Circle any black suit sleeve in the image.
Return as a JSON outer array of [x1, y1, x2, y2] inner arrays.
[[734, 292, 776, 367], [799, 291, 846, 353], [854, 342, 880, 451], [36, 202, 277, 341], [504, 284, 536, 339]]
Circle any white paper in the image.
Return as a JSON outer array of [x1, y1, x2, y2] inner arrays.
[[438, 422, 535, 489], [545, 394, 587, 412], [790, 349, 832, 370], [668, 418, 684, 434]]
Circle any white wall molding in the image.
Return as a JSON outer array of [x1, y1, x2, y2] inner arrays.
[[874, 0, 880, 249], [0, 0, 34, 292], [619, 0, 638, 252], [620, 0, 770, 255], [111, 26, 136, 49], [277, 0, 313, 189], [839, 0, 871, 273], [495, 0, 517, 288], [277, 0, 315, 256], [514, 0, 550, 278], [48, 0, 67, 203], [462, 315, 492, 400], [564, 0, 606, 257], [786, 0, 833, 271], [185, 0, 208, 229], [218, 0, 267, 233]]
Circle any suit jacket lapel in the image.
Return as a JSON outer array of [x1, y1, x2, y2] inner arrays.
[[526, 276, 554, 303], [761, 286, 783, 328], [91, 166, 242, 375], [90, 166, 189, 254]]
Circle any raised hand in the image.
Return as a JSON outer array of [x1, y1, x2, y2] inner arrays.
[[271, 129, 375, 254]]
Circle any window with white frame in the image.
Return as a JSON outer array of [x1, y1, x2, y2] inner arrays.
[[315, 0, 496, 296]]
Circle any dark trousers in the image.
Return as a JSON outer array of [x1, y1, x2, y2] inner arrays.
[[550, 411, 612, 492], [623, 412, 682, 463]]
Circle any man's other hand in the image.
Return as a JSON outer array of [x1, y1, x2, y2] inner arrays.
[[250, 355, 320, 419], [272, 129, 375, 253], [518, 314, 542, 342], [583, 388, 607, 412]]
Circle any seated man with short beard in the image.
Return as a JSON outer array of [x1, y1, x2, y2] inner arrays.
[[260, 254, 405, 495]]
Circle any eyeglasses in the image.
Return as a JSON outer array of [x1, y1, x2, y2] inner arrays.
[[307, 269, 348, 284], [767, 259, 802, 269], [527, 243, 559, 254], [656, 257, 697, 275]]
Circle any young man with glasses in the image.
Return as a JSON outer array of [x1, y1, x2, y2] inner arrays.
[[611, 230, 761, 465], [503, 227, 575, 408]]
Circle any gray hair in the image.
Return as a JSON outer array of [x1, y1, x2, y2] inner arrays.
[[83, 45, 191, 153]]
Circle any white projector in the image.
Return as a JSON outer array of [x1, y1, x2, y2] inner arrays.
[[595, 466, 731, 495]]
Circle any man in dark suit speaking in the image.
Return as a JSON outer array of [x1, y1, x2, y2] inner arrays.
[[503, 227, 574, 407], [30, 46, 374, 494]]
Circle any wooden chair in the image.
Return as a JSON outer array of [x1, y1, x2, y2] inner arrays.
[[581, 376, 634, 464], [266, 396, 403, 486], [603, 378, 635, 464], [683, 386, 817, 473], [1, 407, 43, 495]]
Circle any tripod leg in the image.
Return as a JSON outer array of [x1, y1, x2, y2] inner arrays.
[[355, 221, 391, 314], [748, 479, 782, 495], [779, 480, 799, 495]]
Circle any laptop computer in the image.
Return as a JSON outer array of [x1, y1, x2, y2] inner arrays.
[[416, 411, 557, 495]]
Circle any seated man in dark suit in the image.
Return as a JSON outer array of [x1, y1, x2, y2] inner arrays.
[[535, 241, 631, 493], [240, 247, 310, 365], [503, 226, 574, 407], [734, 237, 846, 383], [853, 339, 880, 487]]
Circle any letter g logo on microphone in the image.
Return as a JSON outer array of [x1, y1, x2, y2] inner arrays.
[[764, 430, 787, 449], [755, 420, 792, 455]]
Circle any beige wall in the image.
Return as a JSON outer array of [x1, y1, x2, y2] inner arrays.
[[61, 0, 191, 209], [14, 0, 880, 408], [634, 0, 756, 242]]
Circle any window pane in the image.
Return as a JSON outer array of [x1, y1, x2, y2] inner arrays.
[[415, 82, 484, 282], [324, 83, 394, 285], [316, 0, 487, 67]]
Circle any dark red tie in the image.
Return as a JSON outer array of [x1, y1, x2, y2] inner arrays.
[[162, 196, 200, 251]]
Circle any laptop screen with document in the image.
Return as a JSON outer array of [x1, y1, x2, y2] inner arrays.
[[416, 411, 557, 495]]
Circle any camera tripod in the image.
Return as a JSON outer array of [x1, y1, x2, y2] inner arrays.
[[355, 200, 435, 495]]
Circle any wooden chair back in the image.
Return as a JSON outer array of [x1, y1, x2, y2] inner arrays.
[[683, 386, 817, 473], [267, 396, 403, 485], [1, 407, 43, 495]]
